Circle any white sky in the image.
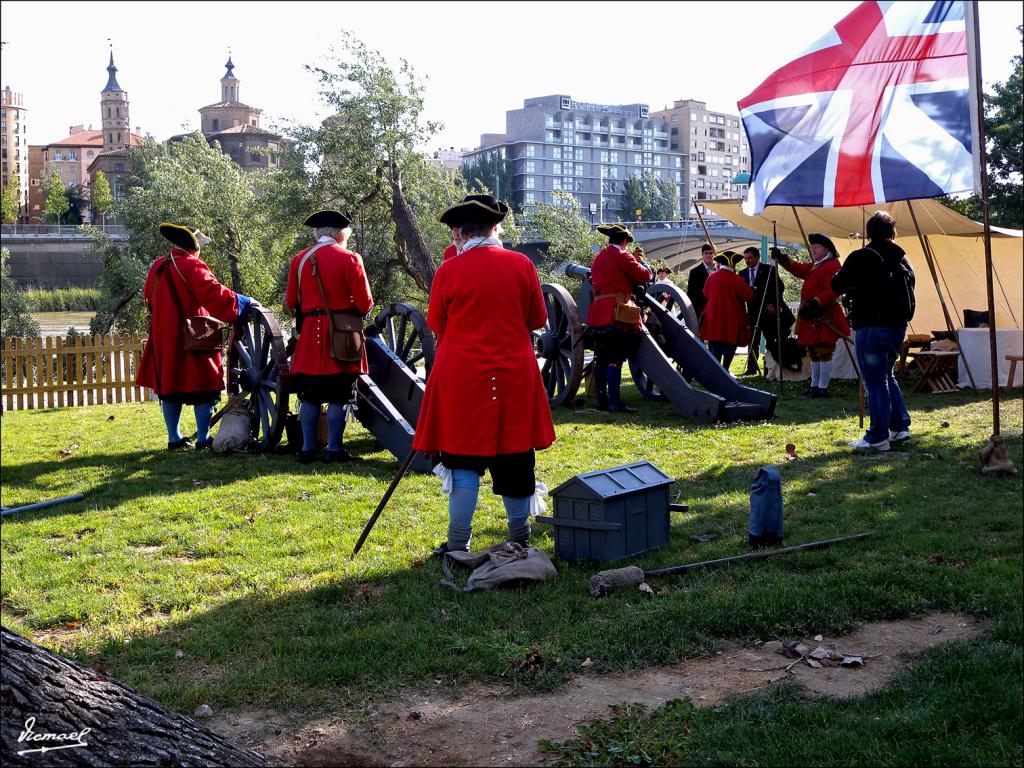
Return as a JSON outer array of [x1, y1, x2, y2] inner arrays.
[[1, 1, 1020, 152]]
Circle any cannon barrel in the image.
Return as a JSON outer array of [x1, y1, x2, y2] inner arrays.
[[565, 263, 592, 280]]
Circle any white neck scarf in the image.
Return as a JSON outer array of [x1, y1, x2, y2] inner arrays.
[[461, 235, 502, 253]]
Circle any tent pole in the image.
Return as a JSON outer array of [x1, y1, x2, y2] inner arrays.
[[969, 0, 1000, 435], [907, 200, 978, 392], [790, 206, 812, 255], [691, 197, 718, 253]]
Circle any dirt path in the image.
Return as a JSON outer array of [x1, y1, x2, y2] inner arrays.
[[210, 612, 981, 767]]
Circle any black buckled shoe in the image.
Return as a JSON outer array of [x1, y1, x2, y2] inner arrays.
[[325, 449, 362, 464], [168, 438, 194, 451], [194, 439, 213, 451], [608, 404, 637, 413], [298, 450, 318, 464]]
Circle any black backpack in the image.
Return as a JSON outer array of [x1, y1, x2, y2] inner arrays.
[[866, 247, 916, 323]]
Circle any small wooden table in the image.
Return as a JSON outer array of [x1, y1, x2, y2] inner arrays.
[[1007, 354, 1024, 391], [898, 334, 934, 377], [908, 350, 960, 394]]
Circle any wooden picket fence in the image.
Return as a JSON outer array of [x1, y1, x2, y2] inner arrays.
[[1, 335, 152, 411]]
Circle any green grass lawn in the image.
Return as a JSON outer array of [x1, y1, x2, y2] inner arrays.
[[1, 374, 1021, 763]]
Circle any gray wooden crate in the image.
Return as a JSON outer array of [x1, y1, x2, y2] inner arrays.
[[538, 462, 674, 562]]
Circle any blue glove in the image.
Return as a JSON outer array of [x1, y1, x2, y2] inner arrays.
[[236, 294, 254, 322]]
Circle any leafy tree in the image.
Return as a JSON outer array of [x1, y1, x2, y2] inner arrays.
[[1, 248, 40, 338], [91, 170, 113, 225], [287, 31, 443, 296], [1, 175, 21, 223], [618, 172, 677, 222], [618, 174, 646, 223], [44, 169, 69, 224], [938, 26, 1022, 228], [520, 190, 603, 283], [461, 150, 515, 203], [63, 184, 89, 225], [88, 134, 301, 334]]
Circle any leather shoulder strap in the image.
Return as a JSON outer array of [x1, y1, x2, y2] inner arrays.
[[296, 242, 333, 308]]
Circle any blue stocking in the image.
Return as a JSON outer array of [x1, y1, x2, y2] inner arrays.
[[193, 401, 215, 443], [503, 495, 532, 546], [447, 469, 480, 552], [326, 403, 346, 452], [299, 401, 320, 453], [161, 400, 183, 443]]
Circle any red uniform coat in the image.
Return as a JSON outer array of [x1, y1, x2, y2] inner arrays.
[[285, 240, 374, 375], [781, 257, 850, 345], [136, 247, 239, 397], [412, 245, 556, 456], [442, 244, 458, 262], [588, 245, 653, 329], [700, 269, 754, 345]]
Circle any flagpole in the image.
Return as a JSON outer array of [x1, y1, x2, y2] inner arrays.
[[906, 199, 978, 392], [968, 0, 1001, 437], [790, 206, 812, 255], [690, 197, 717, 253]]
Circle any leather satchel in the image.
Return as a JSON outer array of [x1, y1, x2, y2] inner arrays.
[[594, 291, 644, 325], [163, 258, 223, 353]]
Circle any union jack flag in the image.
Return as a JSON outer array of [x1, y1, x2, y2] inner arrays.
[[739, 0, 976, 215]]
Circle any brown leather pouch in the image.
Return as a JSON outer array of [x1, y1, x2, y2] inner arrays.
[[183, 316, 223, 352], [328, 312, 364, 363]]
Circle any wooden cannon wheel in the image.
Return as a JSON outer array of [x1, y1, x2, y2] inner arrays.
[[646, 281, 700, 335], [534, 283, 586, 407], [369, 303, 436, 379], [225, 305, 290, 452]]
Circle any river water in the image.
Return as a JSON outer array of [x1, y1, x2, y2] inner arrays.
[[31, 312, 97, 337]]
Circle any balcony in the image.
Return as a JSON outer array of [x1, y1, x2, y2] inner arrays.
[[610, 125, 625, 135]]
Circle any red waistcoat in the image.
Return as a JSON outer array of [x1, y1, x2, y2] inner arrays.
[[782, 257, 850, 345], [136, 248, 238, 396], [587, 245, 653, 329], [700, 269, 754, 345], [412, 245, 556, 457], [285, 240, 374, 375]]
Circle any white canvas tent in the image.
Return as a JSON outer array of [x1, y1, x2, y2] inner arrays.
[[702, 198, 1023, 337]]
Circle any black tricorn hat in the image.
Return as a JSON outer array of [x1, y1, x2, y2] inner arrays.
[[438, 194, 509, 228], [713, 250, 743, 269], [596, 223, 634, 242], [160, 223, 211, 251], [808, 232, 838, 257], [303, 210, 352, 229]]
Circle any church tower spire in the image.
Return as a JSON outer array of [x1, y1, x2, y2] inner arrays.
[[100, 45, 130, 154], [220, 53, 239, 103]]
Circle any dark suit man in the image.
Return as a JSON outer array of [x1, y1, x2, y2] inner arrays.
[[739, 246, 793, 374], [686, 243, 717, 321]]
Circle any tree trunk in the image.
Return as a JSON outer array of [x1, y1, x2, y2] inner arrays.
[[389, 166, 436, 294], [226, 229, 244, 294], [96, 288, 141, 336], [1, 627, 267, 767]]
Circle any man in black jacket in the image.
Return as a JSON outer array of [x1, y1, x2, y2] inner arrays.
[[739, 246, 794, 374], [831, 211, 916, 452], [686, 242, 717, 322]]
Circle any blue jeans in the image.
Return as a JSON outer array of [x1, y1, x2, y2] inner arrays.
[[855, 326, 911, 444]]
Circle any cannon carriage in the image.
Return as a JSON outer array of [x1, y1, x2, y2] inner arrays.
[[533, 264, 776, 422], [223, 302, 436, 471]]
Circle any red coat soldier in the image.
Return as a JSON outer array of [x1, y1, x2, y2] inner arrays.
[[771, 233, 850, 397], [700, 251, 754, 370], [413, 194, 555, 553], [285, 210, 374, 462], [588, 224, 653, 412], [136, 223, 254, 450]]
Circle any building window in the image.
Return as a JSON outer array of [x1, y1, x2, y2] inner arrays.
[[653, 155, 662, 167], [525, 144, 536, 157], [600, 150, 608, 163], [213, 119, 219, 131], [525, 176, 535, 189], [552, 162, 561, 175], [672, 114, 679, 122], [525, 192, 535, 204], [574, 148, 585, 161], [609, 151, 618, 163], [114, 163, 124, 172], [608, 166, 619, 179], [551, 146, 561, 159], [552, 178, 562, 191], [574, 164, 584, 176], [251, 152, 260, 162], [525, 160, 535, 173]]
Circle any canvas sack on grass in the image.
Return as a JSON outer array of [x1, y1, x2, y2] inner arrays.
[[212, 395, 252, 453], [440, 541, 557, 592]]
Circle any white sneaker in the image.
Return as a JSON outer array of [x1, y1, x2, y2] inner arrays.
[[849, 437, 890, 451], [889, 429, 912, 443]]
